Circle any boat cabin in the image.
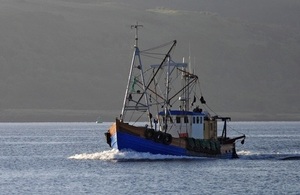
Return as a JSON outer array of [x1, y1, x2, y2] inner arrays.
[[157, 110, 217, 140]]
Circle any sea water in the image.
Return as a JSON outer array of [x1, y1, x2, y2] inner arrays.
[[0, 122, 299, 194]]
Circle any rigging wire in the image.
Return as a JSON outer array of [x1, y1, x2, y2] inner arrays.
[[141, 52, 166, 56], [227, 123, 246, 136], [193, 79, 219, 116], [140, 53, 165, 61], [128, 110, 134, 122], [141, 40, 175, 53], [133, 112, 146, 125], [203, 103, 218, 116]]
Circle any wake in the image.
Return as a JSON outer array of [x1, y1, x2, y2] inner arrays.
[[237, 150, 300, 161], [68, 149, 208, 162], [69, 150, 300, 161]]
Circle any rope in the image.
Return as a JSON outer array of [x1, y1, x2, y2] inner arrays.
[[141, 40, 175, 52], [227, 124, 246, 136], [140, 53, 164, 61]]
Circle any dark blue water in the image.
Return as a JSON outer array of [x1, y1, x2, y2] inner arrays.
[[0, 122, 299, 194]]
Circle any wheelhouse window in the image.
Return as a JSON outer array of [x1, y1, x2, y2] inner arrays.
[[184, 116, 189, 123], [192, 116, 203, 124], [176, 117, 181, 123]]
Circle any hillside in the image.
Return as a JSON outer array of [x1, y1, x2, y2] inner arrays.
[[0, 0, 299, 121]]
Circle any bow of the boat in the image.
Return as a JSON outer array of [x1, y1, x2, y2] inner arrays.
[[105, 122, 118, 149]]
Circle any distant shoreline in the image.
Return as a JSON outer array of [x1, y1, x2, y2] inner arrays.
[[0, 109, 299, 122]]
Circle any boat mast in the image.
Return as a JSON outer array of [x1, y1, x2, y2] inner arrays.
[[179, 44, 194, 112], [163, 55, 171, 131], [120, 23, 152, 127], [185, 47, 192, 112], [132, 22, 142, 48]]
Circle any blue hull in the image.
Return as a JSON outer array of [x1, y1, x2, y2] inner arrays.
[[112, 131, 187, 156], [105, 119, 238, 159], [110, 130, 233, 159]]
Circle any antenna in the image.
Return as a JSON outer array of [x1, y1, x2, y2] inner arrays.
[[131, 22, 143, 47], [188, 42, 192, 73]]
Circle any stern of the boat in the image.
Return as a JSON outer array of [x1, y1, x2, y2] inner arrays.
[[219, 135, 246, 159]]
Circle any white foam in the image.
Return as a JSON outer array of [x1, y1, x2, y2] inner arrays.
[[69, 149, 207, 161], [69, 149, 120, 160], [237, 150, 257, 156]]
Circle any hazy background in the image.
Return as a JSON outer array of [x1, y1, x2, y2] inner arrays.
[[0, 0, 299, 122]]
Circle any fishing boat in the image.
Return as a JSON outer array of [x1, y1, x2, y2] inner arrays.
[[105, 23, 246, 158]]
